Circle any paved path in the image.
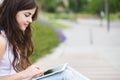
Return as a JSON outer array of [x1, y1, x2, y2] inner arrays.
[[35, 18, 120, 80]]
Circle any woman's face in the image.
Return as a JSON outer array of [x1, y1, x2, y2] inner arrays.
[[16, 8, 36, 31]]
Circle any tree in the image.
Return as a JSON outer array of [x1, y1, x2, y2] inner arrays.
[[69, 0, 88, 12], [37, 0, 57, 12], [86, 0, 120, 14], [109, 0, 120, 13], [86, 0, 105, 14]]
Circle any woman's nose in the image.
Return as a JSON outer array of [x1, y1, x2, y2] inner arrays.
[[28, 17, 32, 23]]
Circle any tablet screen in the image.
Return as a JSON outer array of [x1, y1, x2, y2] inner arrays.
[[44, 63, 67, 75], [44, 69, 55, 75]]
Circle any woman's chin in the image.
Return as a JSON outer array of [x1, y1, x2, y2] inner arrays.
[[20, 26, 27, 31], [20, 28, 26, 32]]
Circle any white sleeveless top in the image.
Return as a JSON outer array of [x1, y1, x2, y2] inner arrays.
[[0, 30, 16, 77]]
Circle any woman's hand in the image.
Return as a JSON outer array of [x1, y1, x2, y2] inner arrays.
[[21, 65, 45, 79]]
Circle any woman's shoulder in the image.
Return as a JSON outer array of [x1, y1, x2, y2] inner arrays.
[[0, 30, 7, 43], [0, 33, 7, 61], [0, 33, 6, 44]]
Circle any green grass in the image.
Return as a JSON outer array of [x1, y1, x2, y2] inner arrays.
[[55, 12, 76, 20], [104, 13, 120, 20], [39, 12, 76, 22], [52, 22, 69, 29], [38, 12, 69, 29], [30, 21, 61, 63]]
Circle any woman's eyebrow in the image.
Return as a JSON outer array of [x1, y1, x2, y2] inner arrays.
[[24, 11, 35, 16], [25, 12, 31, 15]]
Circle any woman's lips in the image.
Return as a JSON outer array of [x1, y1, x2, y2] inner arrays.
[[24, 24, 29, 27]]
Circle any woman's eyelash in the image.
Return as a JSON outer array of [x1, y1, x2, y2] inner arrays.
[[25, 14, 30, 17]]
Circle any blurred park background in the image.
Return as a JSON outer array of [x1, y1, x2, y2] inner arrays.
[[33, 0, 120, 80], [31, 0, 120, 61], [35, 0, 120, 80], [1, 0, 120, 79]]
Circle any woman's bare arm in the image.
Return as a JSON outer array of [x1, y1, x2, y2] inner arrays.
[[0, 65, 44, 80], [0, 72, 26, 80], [0, 34, 44, 80], [0, 34, 26, 80]]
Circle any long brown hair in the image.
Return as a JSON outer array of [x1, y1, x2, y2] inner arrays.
[[0, 0, 39, 71]]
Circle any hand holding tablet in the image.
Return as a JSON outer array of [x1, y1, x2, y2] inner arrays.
[[33, 63, 68, 80]]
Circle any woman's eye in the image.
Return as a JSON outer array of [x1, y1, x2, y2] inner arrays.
[[25, 14, 30, 17]]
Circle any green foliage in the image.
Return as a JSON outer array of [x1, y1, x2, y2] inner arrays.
[[86, 0, 120, 14], [37, 0, 88, 13], [109, 0, 120, 13], [69, 0, 88, 12], [37, 0, 57, 12], [86, 0, 105, 14], [30, 21, 61, 63], [37, 0, 120, 16]]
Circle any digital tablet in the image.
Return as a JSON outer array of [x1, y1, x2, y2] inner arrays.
[[33, 63, 68, 80]]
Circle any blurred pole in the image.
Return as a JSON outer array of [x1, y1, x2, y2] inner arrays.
[[75, 0, 78, 13], [100, 1, 104, 27], [74, 0, 78, 22], [106, 0, 110, 32]]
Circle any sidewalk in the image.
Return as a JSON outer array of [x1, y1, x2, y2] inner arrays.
[[35, 18, 120, 80]]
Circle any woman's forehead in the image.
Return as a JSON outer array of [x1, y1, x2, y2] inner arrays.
[[19, 8, 36, 15]]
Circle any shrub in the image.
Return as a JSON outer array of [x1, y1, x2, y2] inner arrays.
[[30, 21, 61, 63]]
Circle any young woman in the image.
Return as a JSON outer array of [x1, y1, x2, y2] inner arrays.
[[0, 0, 90, 80], [0, 0, 45, 80]]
